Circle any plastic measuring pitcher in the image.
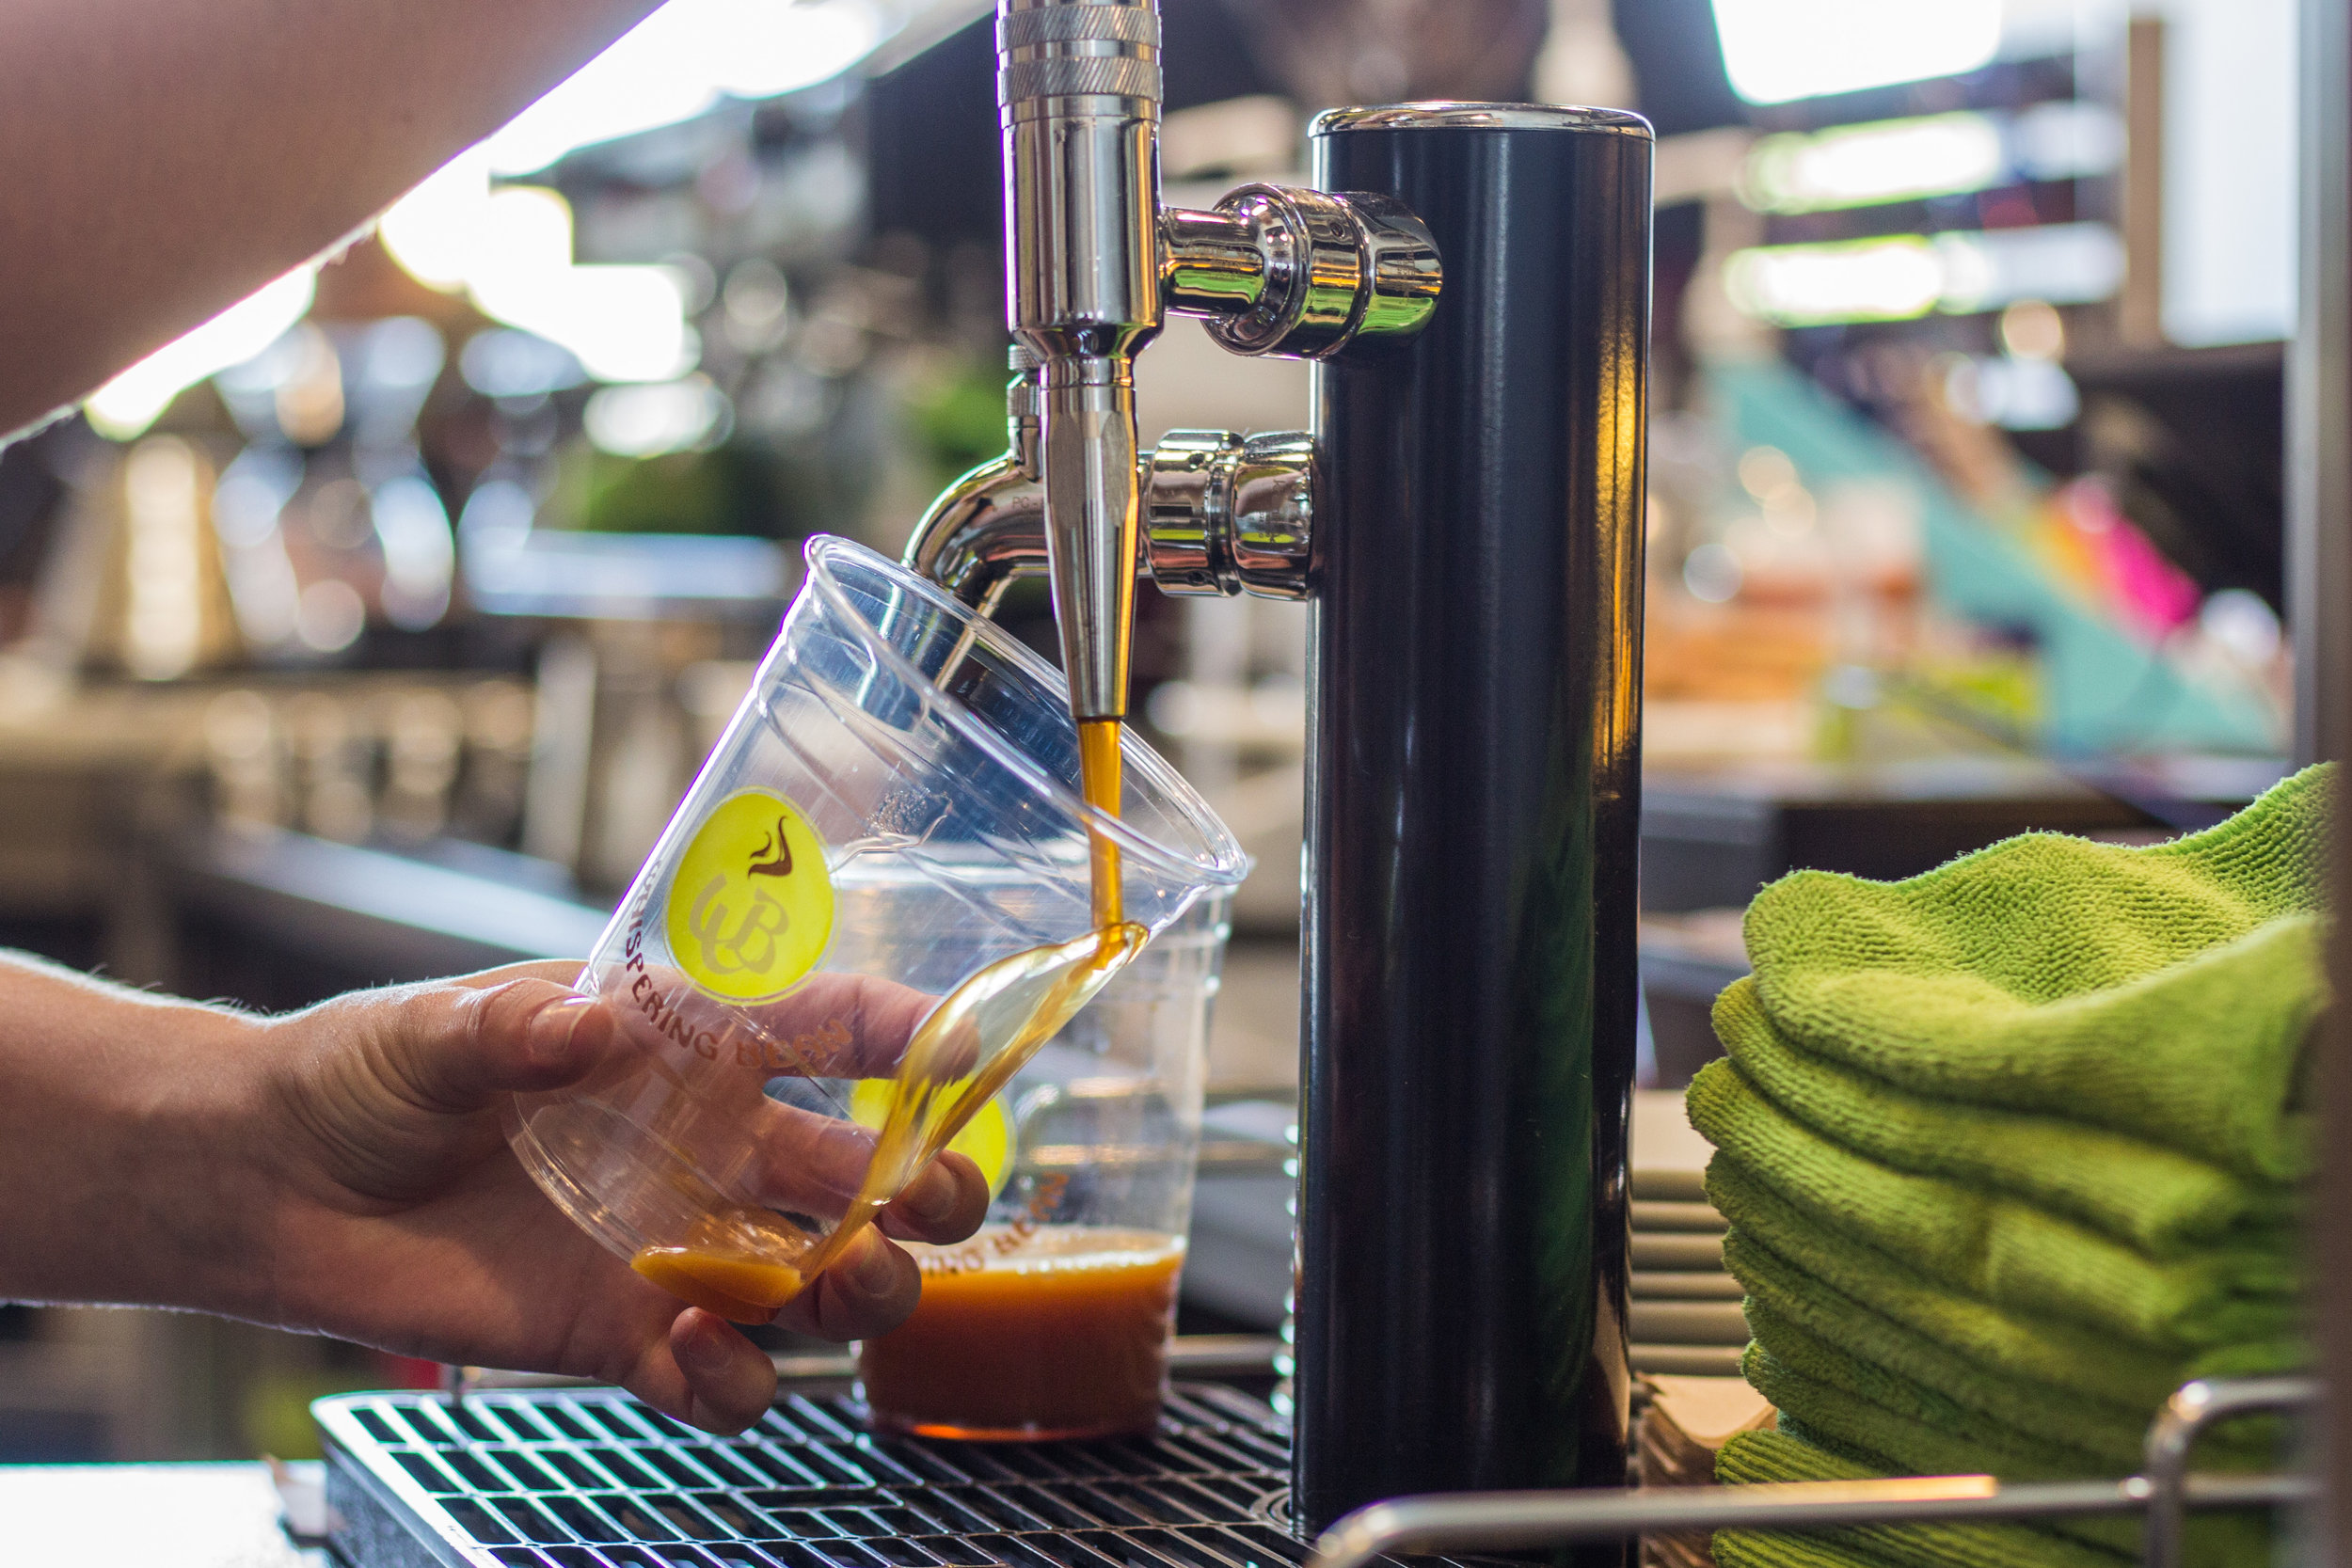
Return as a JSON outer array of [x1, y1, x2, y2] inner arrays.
[[507, 536, 1248, 1323]]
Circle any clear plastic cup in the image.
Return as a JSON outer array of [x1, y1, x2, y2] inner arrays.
[[506, 536, 1248, 1325], [856, 887, 1232, 1440]]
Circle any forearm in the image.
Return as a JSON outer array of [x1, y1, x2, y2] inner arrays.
[[0, 0, 661, 435], [0, 958, 974, 1432], [0, 952, 275, 1317]]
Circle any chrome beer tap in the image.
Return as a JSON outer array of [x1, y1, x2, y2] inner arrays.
[[934, 0, 1440, 663], [994, 0, 1162, 721], [915, 6, 1656, 1555]]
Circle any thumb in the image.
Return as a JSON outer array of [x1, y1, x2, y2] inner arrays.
[[388, 978, 612, 1112]]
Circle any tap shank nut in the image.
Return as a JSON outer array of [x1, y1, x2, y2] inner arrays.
[[1164, 185, 1440, 360], [1146, 430, 1315, 600]]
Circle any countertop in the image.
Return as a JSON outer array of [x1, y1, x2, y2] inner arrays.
[[0, 1460, 322, 1566]]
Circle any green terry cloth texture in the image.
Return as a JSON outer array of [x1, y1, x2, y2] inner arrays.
[[1688, 1059, 2298, 1348], [1712, 1429, 2128, 1568], [1745, 1342, 2105, 1483], [1712, 974, 2297, 1255], [1757, 1369, 2274, 1568], [1738, 764, 2330, 1181], [1738, 1294, 2149, 1473], [1707, 1159, 2298, 1416], [1696, 773, 2326, 1568], [1743, 1296, 2280, 1478], [1711, 1535, 1885, 1568]]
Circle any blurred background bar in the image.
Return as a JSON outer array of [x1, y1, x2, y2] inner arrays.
[[0, 0, 2309, 1467]]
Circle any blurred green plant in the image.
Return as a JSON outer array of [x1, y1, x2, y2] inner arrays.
[[906, 353, 1012, 496], [546, 441, 786, 537]]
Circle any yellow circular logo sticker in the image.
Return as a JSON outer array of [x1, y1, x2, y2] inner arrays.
[[665, 788, 834, 1000]]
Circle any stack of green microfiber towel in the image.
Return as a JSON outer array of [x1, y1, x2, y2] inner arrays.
[[1690, 764, 2330, 1568]]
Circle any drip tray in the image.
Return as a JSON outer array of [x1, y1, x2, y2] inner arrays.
[[318, 1384, 1437, 1568]]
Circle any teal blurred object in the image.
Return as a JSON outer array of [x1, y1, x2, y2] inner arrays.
[[1706, 360, 2275, 753]]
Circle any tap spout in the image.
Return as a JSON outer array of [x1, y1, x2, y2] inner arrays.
[[905, 454, 1045, 616], [997, 0, 1164, 722], [905, 350, 1045, 613]]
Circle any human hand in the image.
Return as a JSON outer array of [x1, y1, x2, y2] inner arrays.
[[253, 961, 988, 1433]]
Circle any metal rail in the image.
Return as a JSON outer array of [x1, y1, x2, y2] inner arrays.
[[2142, 1376, 2314, 1568], [1303, 1377, 2316, 1568]]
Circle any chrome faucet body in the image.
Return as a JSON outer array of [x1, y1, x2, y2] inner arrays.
[[930, 11, 1653, 1554], [995, 0, 1161, 721], [990, 0, 1436, 718]]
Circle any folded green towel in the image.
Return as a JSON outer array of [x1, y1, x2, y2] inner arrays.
[[1765, 1415, 2142, 1565], [1713, 975, 2296, 1255], [1709, 1159, 2298, 1412], [1711, 1529, 1896, 1568], [1740, 765, 2329, 1180], [1746, 1295, 2274, 1473], [1690, 1063, 2298, 1347], [1745, 1342, 2103, 1481], [1739, 1293, 2149, 1473], [1713, 1429, 2129, 1568], [1760, 1370, 2273, 1568]]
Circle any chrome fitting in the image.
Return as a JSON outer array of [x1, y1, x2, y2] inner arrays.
[[1146, 429, 1315, 599], [1162, 185, 1441, 359], [1140, 429, 1242, 594], [1006, 341, 1041, 474], [904, 346, 1046, 612], [907, 425, 1316, 608], [904, 455, 1045, 614]]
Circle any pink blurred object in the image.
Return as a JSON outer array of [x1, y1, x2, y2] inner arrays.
[[2055, 479, 2202, 638]]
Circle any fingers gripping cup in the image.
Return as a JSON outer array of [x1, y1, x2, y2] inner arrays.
[[507, 537, 1247, 1327]]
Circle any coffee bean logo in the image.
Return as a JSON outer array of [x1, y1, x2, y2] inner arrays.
[[665, 789, 834, 1001]]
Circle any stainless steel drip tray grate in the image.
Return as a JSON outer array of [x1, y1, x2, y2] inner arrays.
[[317, 1385, 1431, 1568]]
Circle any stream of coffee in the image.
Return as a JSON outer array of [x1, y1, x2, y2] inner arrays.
[[1078, 717, 1123, 927]]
